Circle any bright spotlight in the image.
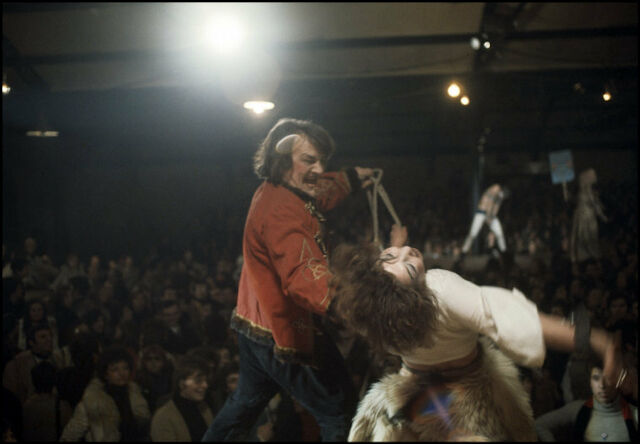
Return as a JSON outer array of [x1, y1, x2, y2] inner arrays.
[[483, 40, 491, 49], [243, 101, 275, 115], [447, 83, 461, 98], [203, 15, 244, 54], [2, 83, 10, 94], [470, 37, 481, 50], [460, 96, 470, 106], [602, 92, 611, 102]]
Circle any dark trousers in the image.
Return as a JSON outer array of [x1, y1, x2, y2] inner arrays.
[[201, 332, 353, 441]]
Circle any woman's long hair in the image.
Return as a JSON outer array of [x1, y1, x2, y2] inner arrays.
[[328, 243, 438, 356]]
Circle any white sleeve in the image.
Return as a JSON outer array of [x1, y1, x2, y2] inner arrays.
[[429, 269, 546, 367]]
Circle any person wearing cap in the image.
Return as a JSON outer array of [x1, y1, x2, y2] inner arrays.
[[202, 118, 374, 442]]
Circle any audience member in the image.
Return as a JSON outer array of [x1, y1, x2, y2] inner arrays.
[[136, 344, 174, 413], [56, 331, 101, 409], [158, 298, 202, 356], [150, 354, 214, 441], [3, 323, 60, 404], [60, 345, 150, 441], [535, 357, 637, 441], [22, 361, 72, 441]]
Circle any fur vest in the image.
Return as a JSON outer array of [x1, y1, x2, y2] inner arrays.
[[349, 338, 537, 441]]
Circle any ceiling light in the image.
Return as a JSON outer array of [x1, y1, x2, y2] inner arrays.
[[447, 83, 461, 98], [203, 15, 244, 54], [26, 130, 59, 137], [602, 92, 611, 102], [483, 40, 491, 49], [470, 37, 481, 51], [2, 82, 10, 94], [460, 96, 470, 106], [243, 101, 274, 114]]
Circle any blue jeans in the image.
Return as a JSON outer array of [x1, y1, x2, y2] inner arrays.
[[202, 332, 353, 441]]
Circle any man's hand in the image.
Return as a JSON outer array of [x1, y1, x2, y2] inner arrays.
[[354, 167, 375, 188], [390, 224, 408, 248]]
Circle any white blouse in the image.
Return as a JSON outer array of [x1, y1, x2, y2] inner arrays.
[[400, 269, 546, 369]]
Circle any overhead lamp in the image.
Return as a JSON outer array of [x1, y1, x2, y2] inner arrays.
[[602, 91, 611, 102], [460, 96, 470, 106], [2, 82, 10, 94], [483, 40, 491, 49], [203, 14, 245, 54], [447, 83, 461, 98], [470, 36, 481, 51], [243, 100, 274, 115], [26, 130, 59, 137]]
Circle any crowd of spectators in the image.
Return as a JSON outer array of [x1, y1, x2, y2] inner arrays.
[[2, 172, 637, 441]]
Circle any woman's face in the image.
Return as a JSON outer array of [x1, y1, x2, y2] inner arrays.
[[105, 360, 131, 386], [379, 246, 425, 285], [143, 354, 164, 374], [180, 371, 208, 402], [29, 303, 44, 322]]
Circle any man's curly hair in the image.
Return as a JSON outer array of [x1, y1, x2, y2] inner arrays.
[[328, 242, 438, 356]]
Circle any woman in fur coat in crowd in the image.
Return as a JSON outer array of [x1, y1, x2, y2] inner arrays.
[[328, 225, 633, 441], [60, 346, 150, 441]]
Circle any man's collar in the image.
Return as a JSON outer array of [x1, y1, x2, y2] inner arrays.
[[280, 182, 315, 203]]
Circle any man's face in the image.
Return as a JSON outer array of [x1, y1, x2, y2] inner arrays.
[[590, 367, 616, 404], [609, 297, 628, 321], [282, 137, 324, 198], [31, 329, 53, 355], [163, 304, 181, 328]]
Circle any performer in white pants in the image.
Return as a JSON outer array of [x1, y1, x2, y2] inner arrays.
[[462, 183, 509, 254]]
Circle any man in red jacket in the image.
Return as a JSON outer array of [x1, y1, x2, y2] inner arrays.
[[202, 118, 374, 441]]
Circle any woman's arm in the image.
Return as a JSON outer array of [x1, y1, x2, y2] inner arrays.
[[389, 224, 408, 248], [538, 313, 635, 399]]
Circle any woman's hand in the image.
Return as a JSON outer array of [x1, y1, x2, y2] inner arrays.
[[390, 224, 408, 248], [603, 332, 637, 400], [354, 167, 375, 188]]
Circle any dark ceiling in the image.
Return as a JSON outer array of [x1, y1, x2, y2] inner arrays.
[[2, 2, 638, 159]]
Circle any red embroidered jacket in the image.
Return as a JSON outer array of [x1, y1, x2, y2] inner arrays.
[[231, 170, 359, 366]]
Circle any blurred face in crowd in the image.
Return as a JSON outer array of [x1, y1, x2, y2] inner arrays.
[[89, 255, 100, 270], [193, 283, 207, 300], [590, 366, 616, 404], [616, 271, 628, 291], [67, 254, 79, 268], [379, 246, 425, 286], [105, 360, 131, 386], [180, 371, 208, 402], [586, 288, 604, 312], [143, 353, 165, 374], [29, 302, 45, 323], [554, 285, 568, 303], [608, 297, 628, 322], [131, 291, 146, 312], [91, 315, 105, 335], [98, 281, 114, 304], [162, 303, 182, 328], [24, 237, 37, 255], [162, 288, 177, 302], [217, 348, 231, 369], [282, 136, 324, 198], [226, 371, 239, 394], [30, 328, 53, 355]]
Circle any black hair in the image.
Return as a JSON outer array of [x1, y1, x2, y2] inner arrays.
[[96, 345, 134, 383]]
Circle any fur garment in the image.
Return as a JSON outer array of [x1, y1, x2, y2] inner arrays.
[[349, 337, 537, 441]]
